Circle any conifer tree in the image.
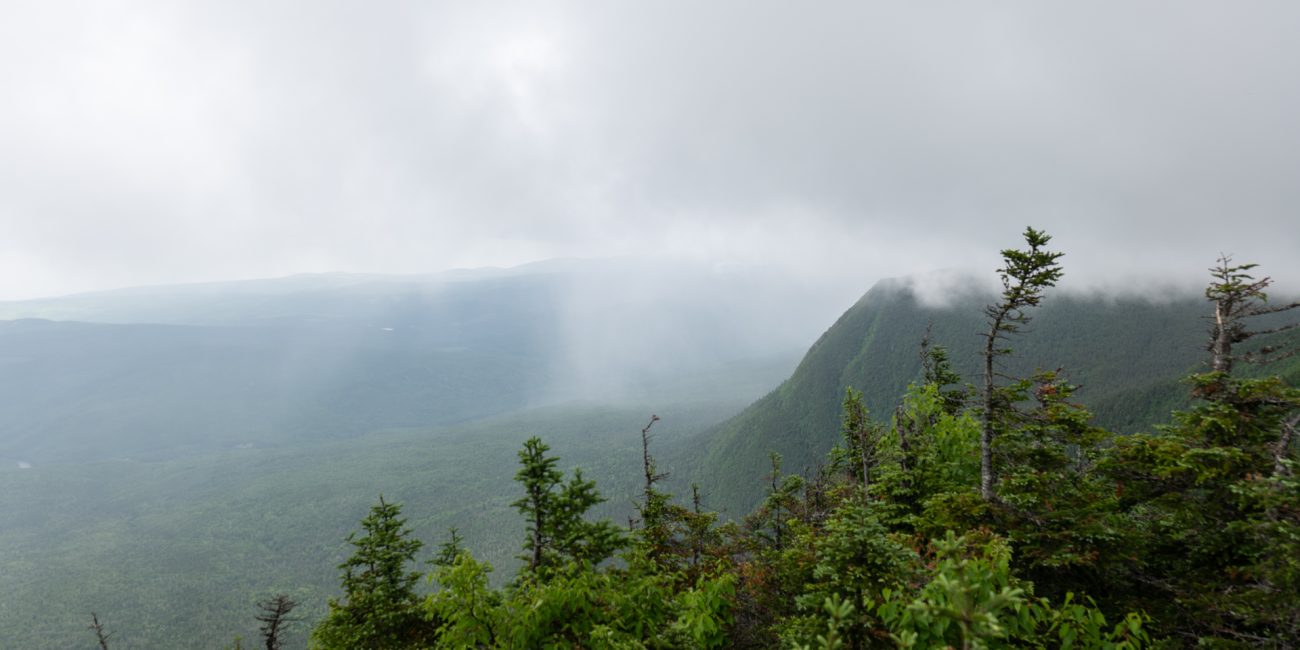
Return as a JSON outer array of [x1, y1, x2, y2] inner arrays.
[[254, 595, 297, 650], [431, 528, 464, 569], [837, 388, 880, 496], [1202, 255, 1300, 472], [312, 496, 433, 649], [514, 437, 563, 572], [1101, 257, 1300, 643], [919, 329, 968, 416], [635, 414, 677, 561], [512, 436, 622, 574], [979, 227, 1064, 500], [1205, 255, 1300, 377]]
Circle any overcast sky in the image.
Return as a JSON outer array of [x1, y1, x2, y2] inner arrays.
[[2, 1, 1298, 301]]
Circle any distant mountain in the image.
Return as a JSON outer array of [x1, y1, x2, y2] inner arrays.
[[0, 258, 851, 648], [0, 259, 846, 463], [0, 317, 558, 461], [0, 261, 602, 327], [688, 276, 1300, 515]]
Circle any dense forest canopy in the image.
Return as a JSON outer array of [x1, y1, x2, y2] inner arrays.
[[3, 233, 1295, 648], [100, 230, 1295, 649], [8, 2, 1300, 647]]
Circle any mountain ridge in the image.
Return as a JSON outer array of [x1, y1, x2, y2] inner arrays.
[[685, 275, 1300, 515]]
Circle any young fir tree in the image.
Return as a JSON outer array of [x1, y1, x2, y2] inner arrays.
[[1102, 258, 1300, 644], [991, 370, 1124, 600], [512, 436, 623, 574], [979, 227, 1064, 501], [918, 329, 969, 416], [837, 388, 879, 497], [312, 496, 434, 649], [749, 452, 805, 552], [430, 527, 464, 569], [429, 436, 734, 648]]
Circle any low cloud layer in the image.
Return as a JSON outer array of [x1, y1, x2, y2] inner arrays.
[[2, 1, 1298, 300]]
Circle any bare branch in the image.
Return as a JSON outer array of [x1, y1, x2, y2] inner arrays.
[[89, 613, 111, 650], [255, 594, 299, 650], [640, 414, 665, 491], [1205, 256, 1299, 378], [1245, 301, 1300, 317], [1250, 322, 1300, 336]]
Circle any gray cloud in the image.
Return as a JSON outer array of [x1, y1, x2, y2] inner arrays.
[[2, 1, 1298, 300]]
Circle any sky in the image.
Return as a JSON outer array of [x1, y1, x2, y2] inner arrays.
[[2, 1, 1299, 301]]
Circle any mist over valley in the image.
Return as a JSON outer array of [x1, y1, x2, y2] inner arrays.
[[4, 254, 1296, 647], [4, 1, 1300, 646]]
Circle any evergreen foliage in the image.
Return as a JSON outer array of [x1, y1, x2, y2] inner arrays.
[[67, 231, 1300, 647], [311, 496, 434, 649], [980, 227, 1065, 501], [302, 237, 1295, 648], [689, 284, 1234, 516], [511, 436, 624, 574]]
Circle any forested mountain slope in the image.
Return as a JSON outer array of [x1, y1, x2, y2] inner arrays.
[[689, 277, 1300, 514], [335, 256, 1298, 649], [0, 318, 555, 462], [0, 401, 747, 649], [0, 260, 823, 648], [0, 260, 826, 464]]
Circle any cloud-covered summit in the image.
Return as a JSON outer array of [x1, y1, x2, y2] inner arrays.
[[2, 1, 1297, 300]]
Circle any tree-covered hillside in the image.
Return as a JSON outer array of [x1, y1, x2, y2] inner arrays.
[[283, 245, 1300, 649], [0, 260, 824, 648], [0, 260, 822, 464], [6, 251, 1298, 648], [688, 278, 1300, 515], [0, 401, 750, 649], [0, 318, 555, 462]]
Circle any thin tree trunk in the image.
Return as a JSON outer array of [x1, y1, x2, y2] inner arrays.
[[859, 428, 870, 496], [895, 405, 910, 476], [772, 477, 782, 551], [89, 613, 110, 650], [981, 315, 1001, 502], [641, 415, 660, 497], [531, 487, 545, 571], [1275, 413, 1299, 476], [691, 484, 703, 568], [895, 405, 914, 505], [1211, 299, 1234, 375]]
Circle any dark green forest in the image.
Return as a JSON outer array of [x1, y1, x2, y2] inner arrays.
[[233, 233, 1300, 647], [5, 237, 1299, 648], [688, 258, 1300, 519]]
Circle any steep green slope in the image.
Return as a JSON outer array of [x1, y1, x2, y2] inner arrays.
[[688, 278, 1300, 515]]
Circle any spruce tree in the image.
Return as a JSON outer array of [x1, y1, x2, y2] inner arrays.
[[979, 227, 1064, 501], [1102, 258, 1300, 643], [312, 496, 433, 649], [512, 436, 622, 574]]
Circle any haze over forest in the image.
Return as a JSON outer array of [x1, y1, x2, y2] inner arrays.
[[3, 2, 1300, 648]]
